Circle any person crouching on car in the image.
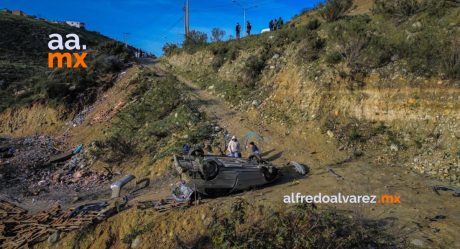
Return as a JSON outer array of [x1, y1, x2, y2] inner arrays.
[[227, 136, 241, 158], [247, 141, 260, 156]]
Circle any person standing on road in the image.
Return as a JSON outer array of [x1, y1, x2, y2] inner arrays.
[[227, 136, 241, 158], [246, 21, 252, 36], [236, 23, 241, 39], [277, 17, 284, 30]]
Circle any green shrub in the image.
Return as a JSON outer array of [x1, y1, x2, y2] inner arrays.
[[243, 55, 267, 85], [183, 30, 208, 53], [96, 41, 134, 63], [210, 44, 239, 71], [306, 18, 321, 30], [441, 39, 460, 79], [319, 0, 354, 22], [373, 0, 423, 17], [325, 51, 342, 64], [162, 43, 179, 56], [328, 16, 370, 70], [400, 28, 443, 76], [297, 32, 326, 63]]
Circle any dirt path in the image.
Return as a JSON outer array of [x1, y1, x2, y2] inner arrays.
[[151, 63, 460, 248]]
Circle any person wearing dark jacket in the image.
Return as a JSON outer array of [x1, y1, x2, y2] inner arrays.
[[246, 21, 252, 36], [277, 17, 284, 30], [236, 23, 241, 39]]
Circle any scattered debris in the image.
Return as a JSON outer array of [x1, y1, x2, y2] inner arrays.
[[0, 136, 110, 204], [428, 215, 447, 221], [289, 161, 308, 175], [136, 197, 193, 212], [327, 167, 344, 180], [0, 199, 122, 249], [111, 175, 135, 198], [172, 181, 194, 202], [432, 185, 460, 197]]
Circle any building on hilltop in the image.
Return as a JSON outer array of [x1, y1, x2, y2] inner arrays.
[[65, 21, 85, 29], [12, 10, 26, 16], [1, 9, 12, 13]]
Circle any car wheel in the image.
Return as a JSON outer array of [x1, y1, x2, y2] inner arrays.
[[261, 167, 278, 182], [189, 148, 205, 158], [200, 160, 219, 180]]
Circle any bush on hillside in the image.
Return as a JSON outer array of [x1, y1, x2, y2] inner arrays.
[[210, 45, 239, 71], [296, 32, 326, 63], [373, 0, 421, 17], [243, 54, 268, 86], [163, 43, 179, 56], [306, 18, 321, 30], [328, 17, 370, 70], [96, 41, 134, 63], [441, 39, 460, 79], [211, 28, 226, 42], [183, 30, 208, 52], [319, 0, 354, 22]]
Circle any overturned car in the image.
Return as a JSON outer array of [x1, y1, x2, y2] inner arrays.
[[172, 149, 308, 198]]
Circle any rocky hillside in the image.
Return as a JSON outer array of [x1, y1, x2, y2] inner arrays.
[[165, 0, 460, 184]]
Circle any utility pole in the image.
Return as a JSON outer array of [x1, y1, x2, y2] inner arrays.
[[232, 0, 257, 34], [122, 32, 130, 47], [184, 0, 189, 37]]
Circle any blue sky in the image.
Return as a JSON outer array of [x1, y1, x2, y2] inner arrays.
[[1, 0, 322, 55]]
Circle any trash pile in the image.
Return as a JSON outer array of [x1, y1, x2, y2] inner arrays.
[[67, 105, 95, 128], [0, 199, 120, 249], [0, 136, 111, 198], [0, 136, 64, 170]]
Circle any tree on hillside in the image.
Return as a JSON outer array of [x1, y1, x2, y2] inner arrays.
[[319, 0, 354, 22], [211, 28, 226, 42], [183, 30, 208, 48]]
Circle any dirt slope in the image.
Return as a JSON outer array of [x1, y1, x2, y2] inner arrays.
[[157, 62, 460, 248]]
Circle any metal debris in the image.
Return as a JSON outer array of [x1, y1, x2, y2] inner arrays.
[[327, 167, 344, 180], [111, 175, 135, 198], [136, 197, 192, 212], [432, 185, 460, 197]]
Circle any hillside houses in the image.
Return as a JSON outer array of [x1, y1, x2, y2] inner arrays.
[[2, 9, 85, 29]]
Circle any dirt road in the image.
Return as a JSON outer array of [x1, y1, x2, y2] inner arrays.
[[152, 63, 460, 248]]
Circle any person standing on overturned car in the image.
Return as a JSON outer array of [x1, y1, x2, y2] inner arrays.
[[227, 136, 241, 158]]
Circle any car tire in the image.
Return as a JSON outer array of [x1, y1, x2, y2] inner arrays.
[[200, 159, 219, 180], [189, 148, 205, 158], [261, 167, 278, 182]]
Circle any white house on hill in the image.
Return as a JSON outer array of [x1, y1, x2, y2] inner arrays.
[[65, 21, 85, 28]]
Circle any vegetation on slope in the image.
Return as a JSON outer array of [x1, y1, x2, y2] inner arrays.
[[0, 12, 135, 112], [166, 0, 459, 98], [92, 71, 212, 164]]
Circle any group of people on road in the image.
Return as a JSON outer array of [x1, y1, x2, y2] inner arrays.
[[269, 17, 284, 31], [235, 17, 285, 39], [235, 21, 252, 39]]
